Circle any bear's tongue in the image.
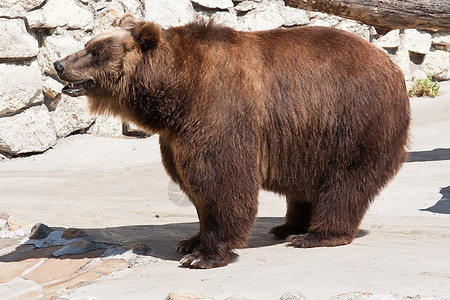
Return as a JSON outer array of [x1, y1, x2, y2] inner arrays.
[[62, 80, 94, 97]]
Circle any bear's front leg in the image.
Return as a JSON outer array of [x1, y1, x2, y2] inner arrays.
[[179, 181, 259, 268], [176, 142, 259, 269]]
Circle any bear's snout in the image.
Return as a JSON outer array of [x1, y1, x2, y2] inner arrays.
[[54, 61, 64, 76]]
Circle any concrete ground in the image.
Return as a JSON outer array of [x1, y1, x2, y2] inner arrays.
[[1, 82, 450, 299]]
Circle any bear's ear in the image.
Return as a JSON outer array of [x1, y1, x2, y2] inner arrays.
[[119, 14, 137, 30], [131, 22, 162, 52]]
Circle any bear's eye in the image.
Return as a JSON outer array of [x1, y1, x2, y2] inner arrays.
[[91, 50, 102, 65]]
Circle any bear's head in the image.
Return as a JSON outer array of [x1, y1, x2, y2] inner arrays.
[[54, 14, 165, 100]]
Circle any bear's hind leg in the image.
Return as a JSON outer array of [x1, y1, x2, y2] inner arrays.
[[270, 195, 312, 239], [287, 171, 375, 248]]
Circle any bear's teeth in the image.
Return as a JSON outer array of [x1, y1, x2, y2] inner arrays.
[[69, 83, 75, 88]]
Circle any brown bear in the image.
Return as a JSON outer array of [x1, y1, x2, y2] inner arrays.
[[54, 14, 410, 269]]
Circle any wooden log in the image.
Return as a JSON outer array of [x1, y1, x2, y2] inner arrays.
[[284, 0, 450, 34]]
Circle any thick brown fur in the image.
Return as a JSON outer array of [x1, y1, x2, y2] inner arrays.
[[55, 14, 410, 269]]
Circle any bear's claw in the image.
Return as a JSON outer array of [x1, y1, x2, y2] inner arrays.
[[286, 233, 353, 248], [179, 251, 228, 269]]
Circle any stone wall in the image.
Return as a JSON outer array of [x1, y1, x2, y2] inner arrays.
[[1, 0, 449, 157]]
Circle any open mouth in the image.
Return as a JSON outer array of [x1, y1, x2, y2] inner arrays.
[[62, 79, 95, 97]]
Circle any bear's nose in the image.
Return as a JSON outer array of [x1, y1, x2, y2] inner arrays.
[[54, 61, 64, 75]]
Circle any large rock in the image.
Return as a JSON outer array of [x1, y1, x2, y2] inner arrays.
[[422, 49, 450, 81], [236, 1, 284, 31], [92, 0, 144, 34], [42, 77, 64, 100], [0, 62, 43, 117], [26, 0, 94, 30], [0, 18, 39, 59], [432, 32, 450, 47], [372, 30, 400, 49], [29, 223, 54, 240], [389, 48, 411, 79], [308, 11, 341, 27], [144, 0, 197, 28], [89, 115, 124, 137], [0, 0, 45, 18], [0, 105, 57, 155], [234, 1, 257, 12], [121, 0, 145, 18], [93, 0, 123, 32], [207, 11, 238, 28], [279, 5, 309, 27], [335, 19, 370, 41], [52, 95, 95, 138], [37, 33, 90, 75], [404, 29, 432, 55]]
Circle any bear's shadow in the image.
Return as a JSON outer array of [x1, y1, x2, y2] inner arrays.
[[83, 217, 289, 261], [420, 185, 450, 215], [407, 148, 450, 163], [0, 217, 369, 262]]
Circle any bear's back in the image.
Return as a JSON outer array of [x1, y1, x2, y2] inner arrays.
[[245, 26, 409, 191]]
